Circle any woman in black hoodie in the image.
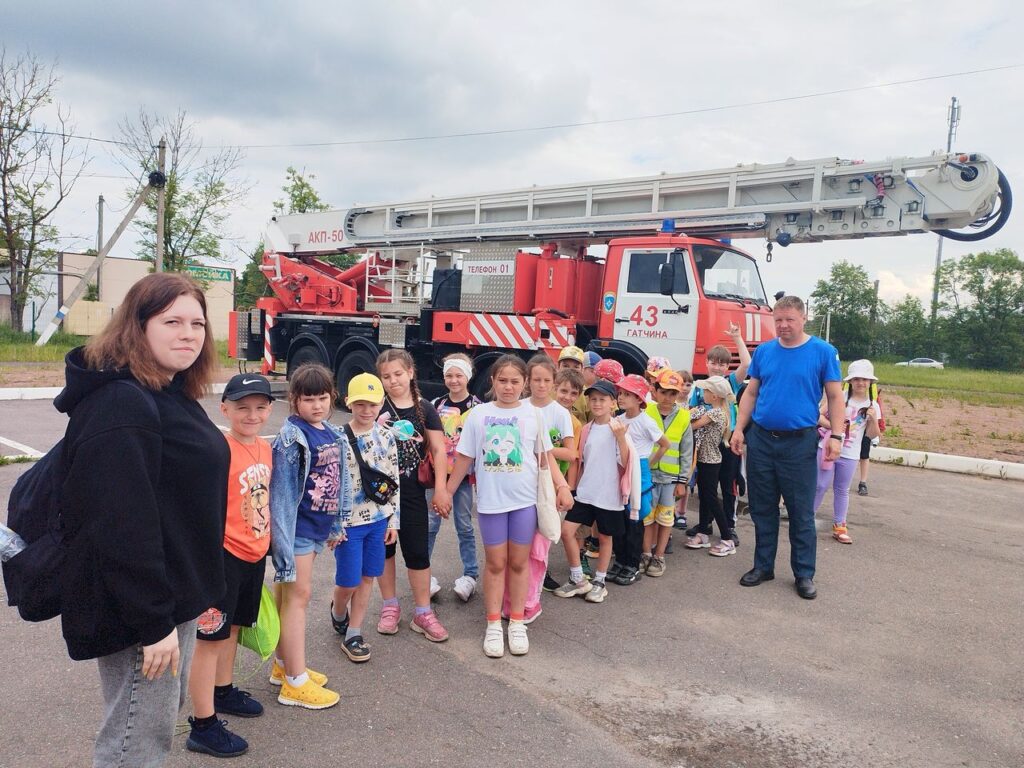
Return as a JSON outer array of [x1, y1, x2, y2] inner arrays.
[[55, 273, 229, 768]]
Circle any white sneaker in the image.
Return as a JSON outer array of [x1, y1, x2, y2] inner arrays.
[[429, 576, 441, 599], [453, 575, 476, 602], [483, 623, 504, 658], [507, 621, 529, 655]]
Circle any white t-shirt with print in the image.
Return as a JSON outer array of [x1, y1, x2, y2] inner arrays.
[[820, 396, 882, 461], [531, 399, 574, 452], [576, 423, 624, 511], [457, 401, 553, 515], [617, 411, 663, 458]]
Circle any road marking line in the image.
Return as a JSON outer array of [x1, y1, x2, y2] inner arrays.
[[0, 436, 45, 459]]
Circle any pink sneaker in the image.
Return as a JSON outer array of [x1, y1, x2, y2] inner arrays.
[[376, 604, 401, 635], [410, 611, 449, 642], [523, 604, 543, 625]]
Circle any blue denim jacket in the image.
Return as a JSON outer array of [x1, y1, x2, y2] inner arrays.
[[270, 418, 352, 582]]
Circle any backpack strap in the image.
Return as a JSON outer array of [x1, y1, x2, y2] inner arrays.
[[577, 422, 592, 467], [343, 424, 371, 471]]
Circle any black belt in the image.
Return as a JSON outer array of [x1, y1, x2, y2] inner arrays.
[[752, 422, 815, 439]]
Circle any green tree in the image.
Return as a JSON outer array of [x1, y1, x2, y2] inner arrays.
[[936, 248, 1024, 370], [117, 109, 248, 272], [809, 261, 876, 359], [877, 294, 928, 360], [0, 49, 86, 331]]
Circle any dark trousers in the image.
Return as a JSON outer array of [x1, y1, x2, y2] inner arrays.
[[718, 446, 742, 525], [745, 424, 819, 579], [695, 461, 732, 539], [612, 512, 643, 569]]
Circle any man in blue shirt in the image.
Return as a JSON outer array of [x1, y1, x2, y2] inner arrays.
[[729, 296, 845, 599]]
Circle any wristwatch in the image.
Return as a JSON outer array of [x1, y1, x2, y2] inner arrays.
[[829, 434, 843, 441]]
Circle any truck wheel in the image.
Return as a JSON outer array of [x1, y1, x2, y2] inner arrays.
[[287, 345, 326, 376], [336, 349, 378, 408]]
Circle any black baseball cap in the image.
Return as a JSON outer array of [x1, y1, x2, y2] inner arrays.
[[584, 380, 617, 399], [222, 373, 275, 402]]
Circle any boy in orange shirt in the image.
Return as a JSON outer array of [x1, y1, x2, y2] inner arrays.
[[187, 374, 275, 758]]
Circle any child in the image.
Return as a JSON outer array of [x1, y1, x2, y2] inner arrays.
[[555, 367, 592, 577], [643, 369, 693, 577], [428, 353, 482, 601], [610, 374, 668, 584], [269, 363, 349, 709], [376, 350, 451, 641], [572, 350, 601, 425], [594, 358, 624, 385], [857, 387, 885, 496], [447, 355, 573, 657], [673, 369, 696, 530], [187, 374, 274, 757], [689, 323, 750, 544], [814, 359, 881, 544], [685, 376, 736, 557], [513, 354, 576, 616], [555, 379, 632, 604], [330, 373, 400, 663], [557, 345, 585, 372]]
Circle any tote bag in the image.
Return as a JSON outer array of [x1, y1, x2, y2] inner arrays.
[[237, 584, 280, 661], [533, 408, 561, 542]]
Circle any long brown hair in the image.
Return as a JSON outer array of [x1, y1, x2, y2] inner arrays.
[[83, 272, 217, 400], [376, 348, 425, 429]]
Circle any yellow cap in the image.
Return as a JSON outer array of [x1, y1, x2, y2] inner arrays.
[[558, 345, 585, 363], [346, 373, 385, 405]]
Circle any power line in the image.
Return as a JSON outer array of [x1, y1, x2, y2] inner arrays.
[[3, 63, 1020, 151]]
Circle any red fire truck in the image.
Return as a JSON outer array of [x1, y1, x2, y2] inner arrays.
[[229, 152, 1009, 396]]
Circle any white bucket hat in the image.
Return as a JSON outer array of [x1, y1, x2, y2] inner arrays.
[[845, 359, 877, 381]]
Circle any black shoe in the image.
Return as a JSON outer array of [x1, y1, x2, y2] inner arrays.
[[330, 602, 349, 637], [187, 717, 249, 757], [343, 634, 371, 662], [542, 572, 561, 592], [665, 536, 674, 554], [607, 561, 624, 579], [673, 516, 688, 530], [213, 686, 263, 718], [795, 578, 817, 600], [857, 482, 868, 496], [611, 566, 639, 586], [685, 524, 700, 537], [739, 568, 775, 587], [730, 530, 740, 547]]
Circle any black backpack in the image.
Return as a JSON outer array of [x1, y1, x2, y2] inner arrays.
[[343, 424, 399, 506], [3, 380, 156, 622]]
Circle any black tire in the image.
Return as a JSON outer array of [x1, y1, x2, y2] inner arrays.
[[287, 344, 326, 377], [335, 349, 378, 409]]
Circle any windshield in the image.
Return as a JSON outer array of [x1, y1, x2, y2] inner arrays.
[[692, 244, 768, 305]]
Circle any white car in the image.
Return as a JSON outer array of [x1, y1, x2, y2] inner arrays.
[[895, 357, 944, 369]]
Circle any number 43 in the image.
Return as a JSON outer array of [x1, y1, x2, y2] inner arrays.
[[629, 305, 659, 327]]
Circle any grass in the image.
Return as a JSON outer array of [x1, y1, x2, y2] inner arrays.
[[869, 362, 1024, 396], [0, 455, 37, 466], [0, 327, 233, 368]]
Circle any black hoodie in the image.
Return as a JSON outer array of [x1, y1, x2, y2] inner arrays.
[[55, 348, 229, 661]]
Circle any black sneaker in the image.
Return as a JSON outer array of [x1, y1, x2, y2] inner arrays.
[[611, 566, 639, 586], [187, 717, 249, 757], [673, 516, 688, 530], [213, 686, 263, 718], [542, 572, 561, 592], [730, 530, 740, 547], [685, 524, 700, 537], [342, 634, 371, 663], [330, 601, 349, 637], [858, 482, 868, 496], [607, 561, 624, 579]]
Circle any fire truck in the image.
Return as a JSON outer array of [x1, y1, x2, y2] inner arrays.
[[229, 152, 1010, 396]]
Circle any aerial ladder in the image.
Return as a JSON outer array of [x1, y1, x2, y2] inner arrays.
[[234, 151, 1010, 389]]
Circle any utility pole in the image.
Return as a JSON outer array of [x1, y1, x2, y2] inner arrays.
[[155, 136, 167, 272], [96, 194, 104, 297], [36, 168, 167, 345], [931, 96, 961, 328]]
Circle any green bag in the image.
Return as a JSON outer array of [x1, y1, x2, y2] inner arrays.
[[237, 584, 280, 661]]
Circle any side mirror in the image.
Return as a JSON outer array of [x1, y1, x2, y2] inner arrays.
[[659, 261, 675, 295]]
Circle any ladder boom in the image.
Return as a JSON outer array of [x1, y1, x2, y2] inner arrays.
[[266, 152, 1007, 254]]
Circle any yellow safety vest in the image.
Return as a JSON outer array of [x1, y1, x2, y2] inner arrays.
[[645, 402, 690, 476]]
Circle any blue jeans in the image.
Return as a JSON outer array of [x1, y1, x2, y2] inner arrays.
[[426, 480, 478, 579], [94, 619, 198, 768], [745, 424, 819, 579]]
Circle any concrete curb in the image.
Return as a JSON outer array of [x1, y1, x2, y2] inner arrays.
[[871, 447, 1024, 481]]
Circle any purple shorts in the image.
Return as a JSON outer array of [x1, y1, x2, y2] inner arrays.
[[478, 506, 537, 547]]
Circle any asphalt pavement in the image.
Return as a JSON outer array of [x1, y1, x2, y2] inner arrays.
[[1, 396, 1022, 768]]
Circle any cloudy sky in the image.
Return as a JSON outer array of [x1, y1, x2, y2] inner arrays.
[[7, 0, 1024, 310]]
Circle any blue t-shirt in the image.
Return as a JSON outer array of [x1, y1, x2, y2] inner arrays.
[[291, 416, 341, 542], [747, 336, 841, 430], [689, 371, 741, 430]]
